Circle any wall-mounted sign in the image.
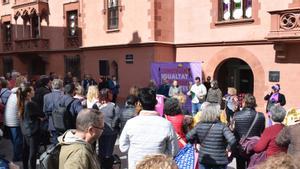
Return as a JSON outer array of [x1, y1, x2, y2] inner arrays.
[[125, 54, 133, 64], [269, 71, 280, 82]]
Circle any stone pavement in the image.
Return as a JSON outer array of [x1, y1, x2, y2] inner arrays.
[[0, 137, 237, 169]]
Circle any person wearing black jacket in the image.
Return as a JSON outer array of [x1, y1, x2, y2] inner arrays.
[[18, 83, 45, 169], [264, 84, 286, 126], [186, 103, 236, 169], [232, 94, 265, 169], [32, 76, 51, 113]]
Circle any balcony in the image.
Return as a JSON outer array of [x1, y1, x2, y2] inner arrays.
[[266, 8, 300, 42], [15, 38, 49, 52], [14, 0, 48, 5], [3, 42, 13, 52]]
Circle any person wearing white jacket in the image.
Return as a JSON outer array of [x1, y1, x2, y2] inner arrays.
[[119, 88, 179, 169], [4, 76, 27, 162], [187, 76, 207, 116]]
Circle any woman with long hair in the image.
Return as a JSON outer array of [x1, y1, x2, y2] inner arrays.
[[94, 88, 120, 169], [17, 83, 44, 169], [86, 85, 99, 108]]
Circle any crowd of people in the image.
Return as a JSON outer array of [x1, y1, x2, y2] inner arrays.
[[0, 70, 299, 169]]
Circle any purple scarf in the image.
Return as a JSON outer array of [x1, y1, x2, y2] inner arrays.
[[269, 93, 279, 103]]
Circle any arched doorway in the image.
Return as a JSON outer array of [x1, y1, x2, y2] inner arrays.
[[215, 58, 254, 95]]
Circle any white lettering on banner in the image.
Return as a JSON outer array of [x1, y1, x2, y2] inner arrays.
[[161, 73, 189, 80]]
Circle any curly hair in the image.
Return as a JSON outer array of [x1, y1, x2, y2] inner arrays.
[[164, 98, 182, 116], [257, 153, 300, 169], [136, 154, 178, 169]]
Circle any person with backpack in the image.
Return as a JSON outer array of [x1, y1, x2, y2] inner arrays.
[[58, 109, 103, 169], [43, 79, 64, 144], [93, 88, 120, 169], [0, 78, 12, 106], [17, 83, 45, 169], [0, 79, 11, 132], [54, 83, 83, 133]]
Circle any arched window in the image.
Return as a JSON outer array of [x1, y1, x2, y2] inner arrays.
[[219, 0, 252, 21]]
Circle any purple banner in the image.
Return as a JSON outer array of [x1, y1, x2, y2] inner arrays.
[[151, 62, 202, 113]]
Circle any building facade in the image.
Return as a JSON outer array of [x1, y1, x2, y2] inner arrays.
[[0, 0, 299, 111]]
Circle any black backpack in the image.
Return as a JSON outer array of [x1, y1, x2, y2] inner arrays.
[[39, 143, 61, 169], [52, 99, 75, 133]]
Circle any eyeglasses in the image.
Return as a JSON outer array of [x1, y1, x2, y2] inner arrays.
[[92, 125, 104, 131]]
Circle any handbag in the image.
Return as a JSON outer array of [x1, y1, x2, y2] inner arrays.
[[174, 144, 199, 169], [238, 113, 259, 158], [174, 124, 214, 169]]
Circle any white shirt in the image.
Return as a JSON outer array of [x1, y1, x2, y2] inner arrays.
[[188, 83, 207, 103], [119, 110, 179, 169]]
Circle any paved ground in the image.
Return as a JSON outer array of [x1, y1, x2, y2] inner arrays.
[[0, 137, 236, 169]]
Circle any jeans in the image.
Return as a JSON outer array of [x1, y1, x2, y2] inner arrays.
[[199, 164, 227, 169], [225, 107, 234, 124], [192, 103, 202, 116], [22, 133, 40, 169], [8, 126, 23, 161]]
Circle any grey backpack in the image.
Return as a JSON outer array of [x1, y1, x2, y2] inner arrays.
[[39, 143, 61, 169]]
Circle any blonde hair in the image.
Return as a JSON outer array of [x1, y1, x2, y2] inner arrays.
[[86, 86, 99, 102], [257, 153, 300, 169], [136, 154, 178, 169], [227, 87, 237, 95], [15, 76, 27, 87], [75, 85, 84, 96], [173, 93, 186, 105]]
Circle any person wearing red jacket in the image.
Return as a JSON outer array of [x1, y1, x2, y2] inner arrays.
[[164, 98, 187, 149], [254, 105, 287, 157]]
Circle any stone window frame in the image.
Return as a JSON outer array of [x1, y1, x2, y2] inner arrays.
[[211, 0, 260, 27], [103, 0, 123, 32], [218, 0, 252, 21], [66, 10, 79, 38]]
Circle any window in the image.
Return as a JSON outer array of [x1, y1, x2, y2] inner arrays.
[[67, 10, 78, 37], [64, 55, 81, 78], [3, 22, 11, 42], [2, 0, 9, 4], [107, 0, 119, 29], [219, 0, 252, 21], [99, 60, 110, 76], [31, 14, 39, 38], [2, 56, 13, 74]]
